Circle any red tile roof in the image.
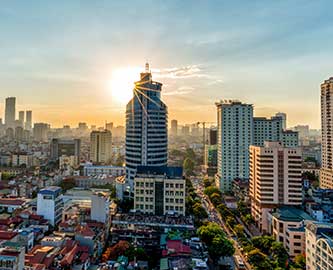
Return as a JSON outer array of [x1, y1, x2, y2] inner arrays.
[[0, 198, 25, 206], [162, 240, 191, 257], [76, 225, 95, 237], [0, 231, 18, 240]]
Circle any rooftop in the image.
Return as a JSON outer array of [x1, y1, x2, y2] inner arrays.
[[272, 206, 313, 222], [0, 198, 25, 206], [136, 166, 183, 178]]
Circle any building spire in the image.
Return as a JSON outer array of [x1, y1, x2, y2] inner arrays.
[[145, 62, 150, 72]]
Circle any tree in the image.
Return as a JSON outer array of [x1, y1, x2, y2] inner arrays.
[[237, 200, 247, 215], [233, 224, 244, 237], [208, 234, 234, 260], [119, 198, 134, 213], [294, 254, 306, 269], [197, 222, 224, 243], [193, 202, 208, 219], [271, 241, 288, 268], [204, 186, 221, 197], [197, 222, 234, 261], [183, 158, 195, 176], [243, 213, 255, 225], [252, 236, 275, 252], [247, 249, 273, 270], [203, 178, 213, 188], [210, 192, 222, 206], [185, 148, 196, 160]]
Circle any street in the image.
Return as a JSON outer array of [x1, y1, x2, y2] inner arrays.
[[191, 177, 252, 270]]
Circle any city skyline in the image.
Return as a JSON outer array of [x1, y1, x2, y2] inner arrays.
[[1, 1, 333, 128]]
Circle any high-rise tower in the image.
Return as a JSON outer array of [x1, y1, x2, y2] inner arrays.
[[25, 111, 32, 130], [5, 97, 16, 128], [215, 100, 253, 192], [125, 63, 168, 186], [321, 77, 333, 189]]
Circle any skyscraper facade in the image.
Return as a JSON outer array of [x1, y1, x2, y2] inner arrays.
[[90, 130, 112, 164], [253, 116, 298, 147], [5, 97, 16, 128], [275, 112, 287, 130], [18, 111, 24, 127], [25, 111, 32, 130], [170, 119, 178, 136], [125, 64, 168, 185], [320, 77, 333, 189], [215, 100, 253, 192], [33, 123, 49, 142], [249, 141, 302, 233]]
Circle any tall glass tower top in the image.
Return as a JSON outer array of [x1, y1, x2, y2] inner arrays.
[[125, 64, 168, 186]]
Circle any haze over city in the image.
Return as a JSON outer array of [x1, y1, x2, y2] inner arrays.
[[1, 1, 332, 128]]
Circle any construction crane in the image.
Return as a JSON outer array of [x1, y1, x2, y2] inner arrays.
[[196, 121, 216, 165]]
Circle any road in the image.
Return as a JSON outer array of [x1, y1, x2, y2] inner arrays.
[[191, 177, 252, 270]]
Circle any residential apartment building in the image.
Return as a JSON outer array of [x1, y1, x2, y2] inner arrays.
[[253, 116, 298, 147], [134, 166, 185, 216], [90, 130, 112, 164], [33, 123, 49, 142], [321, 77, 333, 189], [306, 221, 333, 270], [215, 100, 253, 192], [249, 141, 302, 233]]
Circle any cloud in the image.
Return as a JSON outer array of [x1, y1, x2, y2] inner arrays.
[[153, 65, 208, 79], [163, 86, 194, 96]]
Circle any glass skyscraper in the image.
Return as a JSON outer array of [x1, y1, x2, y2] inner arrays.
[[125, 64, 168, 187]]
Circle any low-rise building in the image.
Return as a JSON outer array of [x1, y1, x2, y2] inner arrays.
[[36, 186, 63, 227], [83, 165, 125, 177], [268, 206, 313, 257], [306, 221, 333, 270], [134, 166, 185, 216], [12, 153, 33, 168]]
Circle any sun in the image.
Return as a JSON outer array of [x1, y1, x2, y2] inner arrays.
[[109, 67, 142, 104]]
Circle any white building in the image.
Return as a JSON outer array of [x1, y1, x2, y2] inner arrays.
[[91, 191, 110, 224], [215, 100, 253, 192], [249, 141, 302, 233], [253, 116, 298, 147], [90, 130, 112, 164], [37, 186, 63, 227], [306, 221, 333, 270], [321, 77, 333, 189]]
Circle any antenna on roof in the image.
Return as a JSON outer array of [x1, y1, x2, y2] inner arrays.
[[145, 62, 150, 72]]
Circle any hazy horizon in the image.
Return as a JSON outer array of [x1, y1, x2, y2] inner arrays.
[[1, 1, 333, 129]]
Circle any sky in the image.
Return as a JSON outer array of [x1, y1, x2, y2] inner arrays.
[[1, 1, 333, 128]]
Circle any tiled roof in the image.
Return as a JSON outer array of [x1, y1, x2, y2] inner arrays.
[[0, 231, 18, 240], [0, 198, 25, 206]]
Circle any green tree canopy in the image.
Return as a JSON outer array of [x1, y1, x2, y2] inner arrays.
[[183, 158, 195, 176], [197, 222, 234, 261]]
